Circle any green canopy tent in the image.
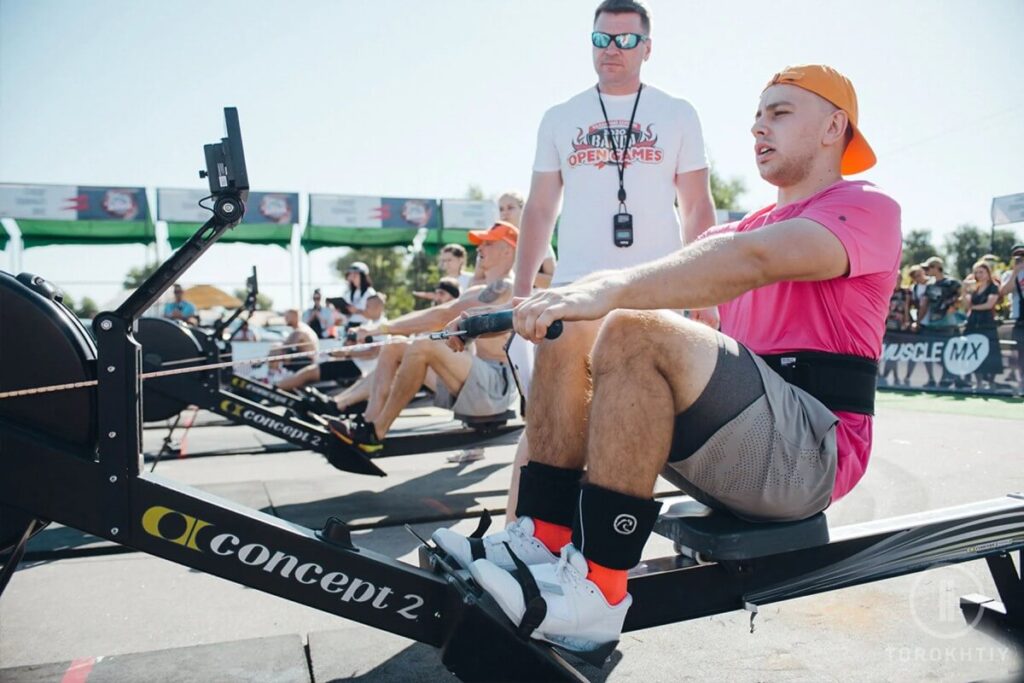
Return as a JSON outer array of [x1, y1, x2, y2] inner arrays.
[[0, 184, 154, 248], [303, 195, 441, 250], [159, 189, 298, 249]]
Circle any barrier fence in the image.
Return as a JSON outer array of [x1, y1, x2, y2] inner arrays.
[[878, 324, 1021, 396]]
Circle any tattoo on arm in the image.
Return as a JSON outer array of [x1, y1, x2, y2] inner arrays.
[[478, 279, 510, 304]]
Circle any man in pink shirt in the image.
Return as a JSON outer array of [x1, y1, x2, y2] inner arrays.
[[433, 64, 901, 657]]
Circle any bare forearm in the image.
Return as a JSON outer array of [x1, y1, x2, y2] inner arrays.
[[514, 205, 558, 297], [383, 306, 454, 335], [603, 233, 766, 311]]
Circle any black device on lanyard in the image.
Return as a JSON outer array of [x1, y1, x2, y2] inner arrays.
[[597, 83, 643, 248]]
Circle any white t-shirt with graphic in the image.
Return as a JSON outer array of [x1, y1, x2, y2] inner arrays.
[[533, 84, 708, 284]]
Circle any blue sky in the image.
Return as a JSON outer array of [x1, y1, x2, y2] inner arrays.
[[1, 0, 1022, 308]]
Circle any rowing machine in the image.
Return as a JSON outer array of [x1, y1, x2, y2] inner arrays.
[[136, 316, 527, 466], [2, 109, 1020, 683]]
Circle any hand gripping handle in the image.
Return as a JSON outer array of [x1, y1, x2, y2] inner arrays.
[[458, 310, 563, 340]]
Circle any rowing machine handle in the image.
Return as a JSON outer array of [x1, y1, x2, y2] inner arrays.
[[459, 310, 563, 340]]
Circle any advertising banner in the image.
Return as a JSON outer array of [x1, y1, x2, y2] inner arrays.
[[877, 327, 1019, 395], [437, 199, 499, 247], [0, 183, 154, 247], [991, 193, 1024, 226], [159, 189, 298, 247], [304, 195, 440, 249]]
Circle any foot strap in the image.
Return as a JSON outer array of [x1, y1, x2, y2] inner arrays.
[[467, 510, 493, 561], [503, 542, 548, 639]]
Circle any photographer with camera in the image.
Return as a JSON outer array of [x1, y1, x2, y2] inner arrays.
[[999, 244, 1024, 395]]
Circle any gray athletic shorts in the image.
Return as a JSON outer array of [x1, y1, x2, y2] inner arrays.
[[434, 356, 518, 417], [662, 335, 839, 523]]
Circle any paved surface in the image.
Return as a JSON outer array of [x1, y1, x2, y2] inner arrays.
[[1, 396, 1022, 682]]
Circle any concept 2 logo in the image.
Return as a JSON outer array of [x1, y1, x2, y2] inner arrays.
[[140, 506, 425, 620], [218, 399, 322, 447], [142, 506, 210, 551]]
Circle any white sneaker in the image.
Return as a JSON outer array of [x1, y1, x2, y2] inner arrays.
[[469, 544, 629, 658], [431, 517, 557, 571], [446, 447, 485, 463]]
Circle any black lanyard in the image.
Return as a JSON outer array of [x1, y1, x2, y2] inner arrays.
[[596, 84, 643, 209]]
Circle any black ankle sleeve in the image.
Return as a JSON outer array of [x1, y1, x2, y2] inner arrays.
[[514, 462, 583, 527], [572, 484, 662, 570]]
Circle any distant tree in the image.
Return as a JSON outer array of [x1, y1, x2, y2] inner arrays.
[[990, 227, 1022, 264], [123, 263, 160, 289], [233, 289, 273, 311], [77, 296, 99, 318], [902, 229, 940, 268], [59, 291, 99, 319], [464, 184, 486, 201], [709, 167, 746, 211], [944, 224, 991, 278]]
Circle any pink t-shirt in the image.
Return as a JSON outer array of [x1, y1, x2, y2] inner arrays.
[[702, 180, 902, 500]]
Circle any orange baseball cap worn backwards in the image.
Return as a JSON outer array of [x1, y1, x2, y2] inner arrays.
[[765, 64, 876, 175], [468, 221, 519, 247]]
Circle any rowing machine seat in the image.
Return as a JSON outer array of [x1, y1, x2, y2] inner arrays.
[[455, 410, 516, 431], [653, 498, 829, 562]]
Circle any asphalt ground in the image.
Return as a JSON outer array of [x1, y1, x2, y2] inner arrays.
[[1, 395, 1022, 682]]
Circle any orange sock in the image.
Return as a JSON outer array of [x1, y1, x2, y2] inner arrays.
[[531, 519, 571, 554], [586, 559, 628, 605]]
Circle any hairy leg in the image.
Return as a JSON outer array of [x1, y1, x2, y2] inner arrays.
[[373, 339, 474, 437], [525, 319, 604, 470], [586, 311, 720, 498]]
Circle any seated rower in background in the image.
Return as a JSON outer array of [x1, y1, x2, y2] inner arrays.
[[325, 222, 520, 454]]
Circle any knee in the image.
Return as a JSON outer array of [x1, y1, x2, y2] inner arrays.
[[591, 311, 658, 372], [591, 311, 701, 376], [380, 341, 406, 362], [404, 338, 433, 361]]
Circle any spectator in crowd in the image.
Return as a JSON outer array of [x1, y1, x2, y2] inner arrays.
[[498, 190, 558, 289], [962, 260, 1002, 390], [303, 288, 342, 339], [998, 243, 1024, 395], [341, 262, 377, 328], [268, 309, 319, 382], [918, 256, 964, 388], [414, 244, 473, 303], [881, 271, 912, 385], [163, 283, 197, 324], [905, 263, 935, 386]]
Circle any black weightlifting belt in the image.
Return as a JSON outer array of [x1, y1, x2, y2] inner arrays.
[[758, 351, 878, 415]]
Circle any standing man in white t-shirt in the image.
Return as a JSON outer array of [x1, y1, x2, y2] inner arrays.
[[504, 0, 716, 518]]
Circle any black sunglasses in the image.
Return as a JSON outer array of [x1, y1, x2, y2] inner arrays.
[[591, 31, 647, 50]]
